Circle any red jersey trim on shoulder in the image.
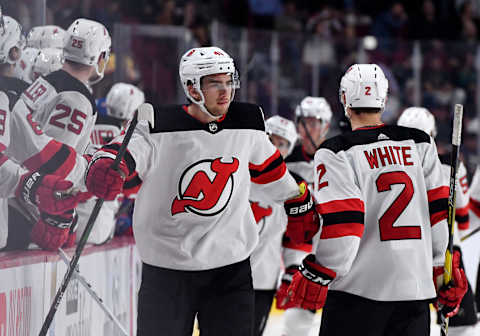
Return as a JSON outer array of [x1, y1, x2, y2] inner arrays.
[[320, 223, 364, 239], [354, 123, 385, 131], [316, 198, 365, 215]]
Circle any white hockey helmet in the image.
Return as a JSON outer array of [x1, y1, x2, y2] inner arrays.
[[339, 64, 388, 116], [13, 47, 38, 83], [63, 19, 111, 84], [265, 115, 298, 156], [397, 106, 437, 137], [0, 14, 24, 65], [27, 25, 65, 49], [295, 96, 332, 138], [179, 46, 240, 119], [106, 83, 145, 121], [33, 48, 64, 78]]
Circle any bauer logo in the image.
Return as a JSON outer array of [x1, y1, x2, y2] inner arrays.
[[171, 157, 239, 216]]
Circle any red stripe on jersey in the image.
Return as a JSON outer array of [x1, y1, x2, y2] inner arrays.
[[315, 198, 365, 215], [249, 150, 281, 172], [282, 240, 313, 253], [0, 153, 7, 166], [320, 223, 364, 239], [470, 197, 480, 218], [456, 204, 470, 230], [22, 140, 62, 171], [427, 186, 449, 202], [0, 143, 5, 152], [430, 211, 447, 227], [250, 163, 286, 184]]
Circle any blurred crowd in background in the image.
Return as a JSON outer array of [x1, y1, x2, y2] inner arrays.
[[4, 0, 480, 173]]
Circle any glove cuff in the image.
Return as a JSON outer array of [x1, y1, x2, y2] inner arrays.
[[300, 254, 336, 285], [17, 171, 44, 206], [40, 211, 74, 229]]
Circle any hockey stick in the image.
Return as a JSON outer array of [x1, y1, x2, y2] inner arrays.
[[58, 248, 129, 336], [459, 226, 480, 241], [38, 103, 154, 336], [440, 104, 463, 336]]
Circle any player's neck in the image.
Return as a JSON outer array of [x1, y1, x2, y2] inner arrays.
[[349, 113, 383, 130], [187, 104, 218, 123], [62, 63, 92, 85]]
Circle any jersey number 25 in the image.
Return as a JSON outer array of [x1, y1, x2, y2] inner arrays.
[[49, 104, 86, 135]]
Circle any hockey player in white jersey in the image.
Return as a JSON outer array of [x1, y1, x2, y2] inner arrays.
[[286, 64, 467, 335], [0, 14, 84, 250], [90, 82, 144, 147], [249, 115, 297, 336], [398, 107, 478, 335], [276, 96, 332, 335], [85, 46, 319, 336], [78, 83, 144, 245]]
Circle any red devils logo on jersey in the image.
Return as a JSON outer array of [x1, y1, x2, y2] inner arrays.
[[171, 157, 240, 216]]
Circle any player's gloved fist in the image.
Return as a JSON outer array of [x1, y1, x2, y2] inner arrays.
[[275, 265, 300, 309], [284, 182, 319, 244], [85, 157, 129, 201], [433, 248, 468, 318], [31, 210, 76, 251], [16, 171, 84, 214], [286, 254, 336, 310]]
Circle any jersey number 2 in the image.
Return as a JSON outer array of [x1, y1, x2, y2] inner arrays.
[[49, 104, 86, 135], [376, 171, 421, 241]]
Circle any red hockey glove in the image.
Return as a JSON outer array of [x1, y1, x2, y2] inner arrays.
[[16, 171, 86, 214], [433, 248, 468, 318], [275, 265, 300, 310], [286, 254, 336, 310], [31, 210, 76, 251], [284, 182, 319, 244], [85, 157, 129, 201]]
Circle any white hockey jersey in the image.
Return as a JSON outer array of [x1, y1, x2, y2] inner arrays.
[[313, 124, 449, 301], [438, 156, 470, 240], [22, 70, 97, 155], [91, 102, 299, 271], [249, 196, 285, 290]]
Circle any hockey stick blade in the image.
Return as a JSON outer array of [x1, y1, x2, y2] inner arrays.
[[38, 103, 154, 336], [440, 104, 463, 336]]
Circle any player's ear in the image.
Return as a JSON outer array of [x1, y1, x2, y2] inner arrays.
[[188, 83, 201, 101]]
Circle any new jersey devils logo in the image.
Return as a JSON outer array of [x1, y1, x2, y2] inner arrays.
[[171, 157, 240, 216]]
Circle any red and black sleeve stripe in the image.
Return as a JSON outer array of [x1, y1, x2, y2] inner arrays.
[[470, 197, 480, 218], [427, 186, 449, 226], [456, 204, 470, 230], [316, 198, 365, 239], [102, 143, 137, 176], [23, 140, 76, 179], [249, 150, 287, 184]]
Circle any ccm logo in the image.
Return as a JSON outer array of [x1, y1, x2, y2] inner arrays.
[[301, 268, 331, 285], [288, 199, 313, 215]]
